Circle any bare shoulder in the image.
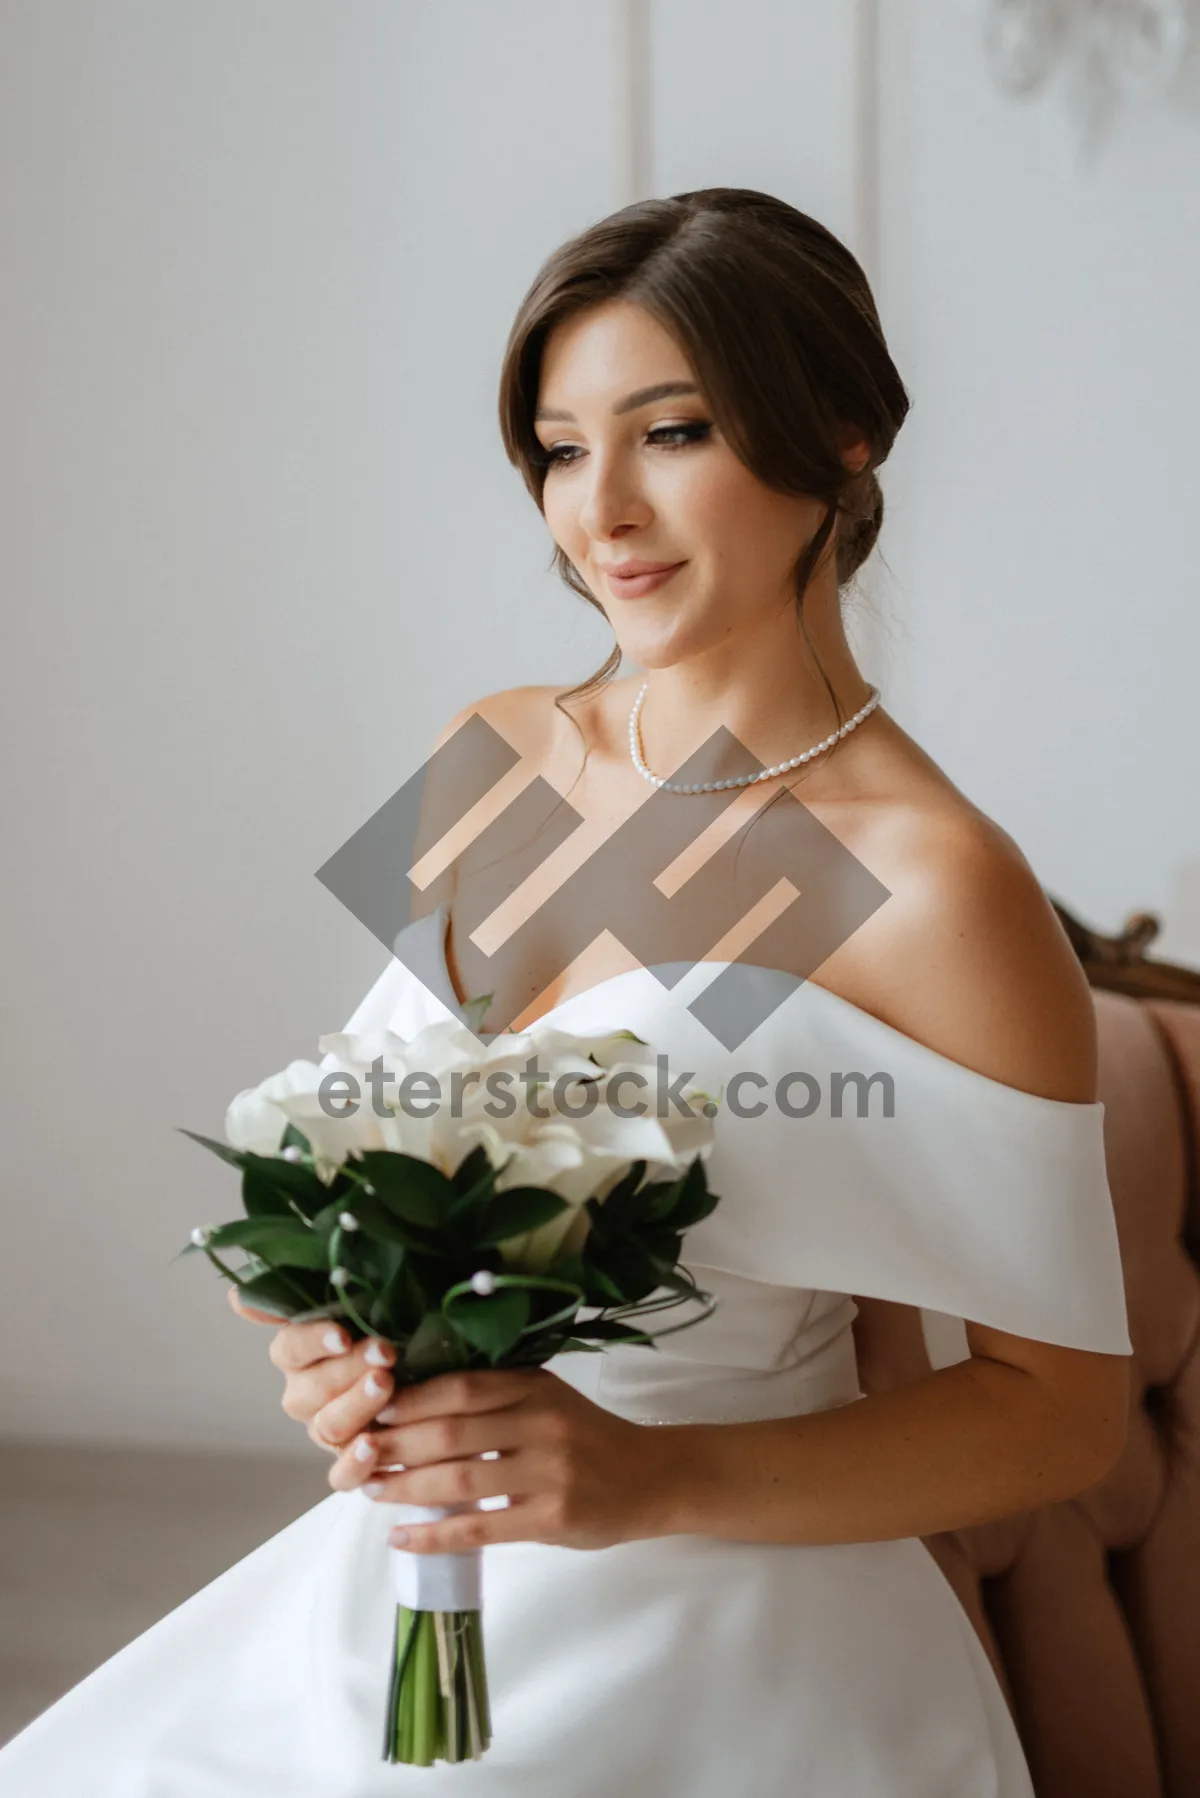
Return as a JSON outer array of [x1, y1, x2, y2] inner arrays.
[[830, 798, 1098, 1103], [432, 684, 577, 758]]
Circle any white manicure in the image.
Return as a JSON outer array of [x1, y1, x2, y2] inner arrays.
[[364, 1373, 385, 1399], [322, 1330, 345, 1354], [353, 1437, 376, 1463], [364, 1340, 392, 1367]]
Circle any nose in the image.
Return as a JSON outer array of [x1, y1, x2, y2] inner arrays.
[[577, 450, 653, 542]]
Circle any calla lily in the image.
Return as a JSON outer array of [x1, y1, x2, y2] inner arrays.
[[222, 1013, 717, 1261]]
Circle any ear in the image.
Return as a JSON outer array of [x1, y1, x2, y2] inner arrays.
[[836, 423, 871, 475]]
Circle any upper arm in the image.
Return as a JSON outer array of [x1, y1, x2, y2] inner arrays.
[[870, 816, 1099, 1104], [857, 818, 1129, 1472], [412, 685, 560, 915]]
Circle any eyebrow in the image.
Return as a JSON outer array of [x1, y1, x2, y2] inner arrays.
[[534, 380, 700, 424]]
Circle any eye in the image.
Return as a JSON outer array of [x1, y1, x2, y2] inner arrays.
[[538, 420, 712, 470]]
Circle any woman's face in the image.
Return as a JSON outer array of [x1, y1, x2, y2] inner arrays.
[[533, 299, 829, 672]]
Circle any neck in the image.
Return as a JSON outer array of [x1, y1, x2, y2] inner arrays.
[[633, 599, 874, 788]]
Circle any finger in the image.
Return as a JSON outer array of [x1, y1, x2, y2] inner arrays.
[[372, 1366, 542, 1429], [327, 1409, 525, 1491], [227, 1286, 290, 1327], [267, 1318, 363, 1373], [370, 1410, 529, 1473], [306, 1418, 340, 1457], [349, 1448, 531, 1508], [312, 1365, 395, 1449], [385, 1497, 540, 1554], [281, 1339, 394, 1428]]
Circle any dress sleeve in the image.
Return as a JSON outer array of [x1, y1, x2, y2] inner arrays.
[[681, 981, 1134, 1355]]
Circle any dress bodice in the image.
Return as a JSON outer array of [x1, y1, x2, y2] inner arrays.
[[336, 904, 1132, 1428], [548, 1273, 864, 1427]]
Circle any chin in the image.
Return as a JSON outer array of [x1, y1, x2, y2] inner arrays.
[[615, 621, 726, 672]]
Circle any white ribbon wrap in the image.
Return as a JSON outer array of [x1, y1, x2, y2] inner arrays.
[[367, 1494, 483, 1611]]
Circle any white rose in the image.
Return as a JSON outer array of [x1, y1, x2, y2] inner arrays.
[[224, 1060, 329, 1158], [224, 1018, 717, 1247]]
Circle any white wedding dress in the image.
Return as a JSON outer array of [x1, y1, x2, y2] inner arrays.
[[0, 904, 1133, 1797]]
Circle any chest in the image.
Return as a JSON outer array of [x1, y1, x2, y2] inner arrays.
[[439, 752, 899, 1035]]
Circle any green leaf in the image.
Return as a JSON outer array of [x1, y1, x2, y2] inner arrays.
[[280, 1123, 312, 1157], [443, 1287, 530, 1363], [231, 1267, 322, 1318], [666, 1157, 718, 1229], [641, 1262, 697, 1299], [241, 1161, 295, 1219], [351, 1151, 454, 1228], [241, 1151, 329, 1216], [585, 1236, 665, 1303], [287, 1299, 351, 1325], [633, 1177, 684, 1225], [638, 1226, 685, 1265], [367, 1249, 421, 1338], [236, 1152, 330, 1221], [474, 1186, 570, 1247], [549, 1250, 624, 1306], [567, 1317, 657, 1343], [578, 1260, 628, 1304], [176, 1127, 249, 1171], [314, 1190, 427, 1248], [205, 1217, 329, 1269], [589, 1161, 648, 1235], [339, 1234, 406, 1305], [451, 1143, 492, 1194], [401, 1311, 470, 1380], [445, 1146, 500, 1226]]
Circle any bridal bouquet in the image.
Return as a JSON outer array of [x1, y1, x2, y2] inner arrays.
[[179, 1012, 722, 1767]]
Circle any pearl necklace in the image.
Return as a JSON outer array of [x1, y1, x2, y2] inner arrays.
[[628, 681, 882, 794]]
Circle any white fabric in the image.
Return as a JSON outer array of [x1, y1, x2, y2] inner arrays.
[[387, 1504, 483, 1611], [0, 909, 1132, 1795]]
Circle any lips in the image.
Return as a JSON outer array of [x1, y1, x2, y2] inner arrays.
[[602, 560, 686, 597]]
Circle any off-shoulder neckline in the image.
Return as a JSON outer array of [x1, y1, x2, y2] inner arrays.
[[413, 901, 1102, 1117]]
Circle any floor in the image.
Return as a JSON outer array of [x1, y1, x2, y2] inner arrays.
[[0, 1438, 327, 1747]]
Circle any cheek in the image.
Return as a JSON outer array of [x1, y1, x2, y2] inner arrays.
[[541, 486, 572, 549], [663, 460, 787, 560], [661, 459, 736, 532]]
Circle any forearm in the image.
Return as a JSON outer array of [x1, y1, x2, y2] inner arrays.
[[645, 1355, 1121, 1546]]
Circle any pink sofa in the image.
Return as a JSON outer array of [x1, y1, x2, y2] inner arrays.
[[852, 907, 1200, 1797]]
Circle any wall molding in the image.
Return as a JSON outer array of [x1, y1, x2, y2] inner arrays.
[[615, 0, 654, 204]]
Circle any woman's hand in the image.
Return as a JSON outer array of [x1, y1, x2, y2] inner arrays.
[[322, 1363, 682, 1554], [227, 1285, 396, 1456]]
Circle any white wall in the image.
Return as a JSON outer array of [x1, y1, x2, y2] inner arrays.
[[874, 2, 1200, 966], [1, 0, 1196, 1452], [0, 0, 623, 1450]]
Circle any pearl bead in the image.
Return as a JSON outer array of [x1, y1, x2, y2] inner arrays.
[[629, 682, 882, 795]]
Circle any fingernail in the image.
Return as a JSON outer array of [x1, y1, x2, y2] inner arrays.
[[364, 1480, 386, 1499], [364, 1339, 394, 1368], [389, 1528, 409, 1545], [364, 1373, 387, 1399], [375, 1404, 399, 1425], [353, 1436, 377, 1463], [323, 1329, 347, 1354]]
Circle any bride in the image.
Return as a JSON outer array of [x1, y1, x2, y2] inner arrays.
[[0, 187, 1132, 1796]]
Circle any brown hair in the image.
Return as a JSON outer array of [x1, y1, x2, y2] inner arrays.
[[497, 185, 910, 761]]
